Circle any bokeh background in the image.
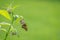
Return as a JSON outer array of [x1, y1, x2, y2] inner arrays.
[[0, 0, 60, 40]]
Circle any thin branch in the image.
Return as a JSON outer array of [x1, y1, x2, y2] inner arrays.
[[4, 12, 14, 40]]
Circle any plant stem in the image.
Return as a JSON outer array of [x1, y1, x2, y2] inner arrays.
[[4, 12, 14, 40], [4, 25, 11, 40]]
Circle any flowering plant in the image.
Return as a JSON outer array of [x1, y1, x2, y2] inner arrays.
[[0, 3, 27, 40]]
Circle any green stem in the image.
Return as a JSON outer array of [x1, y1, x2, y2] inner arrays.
[[4, 12, 14, 40], [4, 26, 11, 40]]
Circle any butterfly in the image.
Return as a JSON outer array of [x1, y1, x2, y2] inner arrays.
[[20, 16, 28, 31]]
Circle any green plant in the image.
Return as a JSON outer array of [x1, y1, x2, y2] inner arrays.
[[0, 3, 27, 40]]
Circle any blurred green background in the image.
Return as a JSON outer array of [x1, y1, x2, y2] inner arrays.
[[0, 0, 60, 40]]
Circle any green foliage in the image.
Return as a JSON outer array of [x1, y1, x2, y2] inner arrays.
[[0, 2, 27, 40], [13, 15, 20, 23], [0, 28, 7, 32], [0, 10, 11, 20], [0, 22, 11, 26]]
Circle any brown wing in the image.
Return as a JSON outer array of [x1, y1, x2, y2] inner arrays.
[[22, 24, 27, 31], [20, 19, 28, 31]]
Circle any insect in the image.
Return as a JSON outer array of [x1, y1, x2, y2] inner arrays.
[[20, 16, 28, 31]]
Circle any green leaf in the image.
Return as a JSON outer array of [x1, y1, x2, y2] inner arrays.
[[0, 10, 11, 20], [10, 26, 14, 32], [12, 5, 20, 11], [13, 15, 20, 23], [6, 4, 20, 12], [13, 15, 24, 24], [0, 22, 11, 26], [0, 28, 7, 32], [0, 25, 1, 28], [15, 18, 20, 23]]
